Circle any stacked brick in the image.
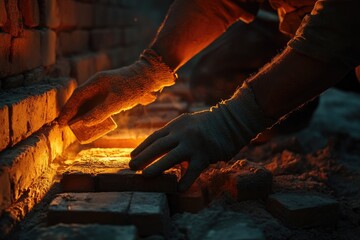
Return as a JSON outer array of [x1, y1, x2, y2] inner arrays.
[[0, 0, 158, 235]]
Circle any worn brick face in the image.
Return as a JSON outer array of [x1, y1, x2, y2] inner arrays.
[[40, 29, 57, 66], [3, 0, 23, 37], [20, 0, 40, 27]]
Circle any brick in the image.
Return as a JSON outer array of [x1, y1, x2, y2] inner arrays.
[[48, 192, 169, 237], [49, 58, 71, 77], [168, 181, 206, 214], [70, 54, 96, 84], [20, 0, 40, 27], [266, 192, 339, 228], [59, 30, 89, 56], [94, 5, 106, 27], [40, 29, 57, 66], [30, 224, 137, 240], [90, 29, 121, 51], [129, 192, 170, 237], [0, 169, 11, 216], [94, 52, 111, 72], [3, 0, 23, 37], [122, 27, 139, 46], [39, 0, 60, 29], [0, 105, 10, 152], [60, 148, 180, 193], [58, 0, 77, 30], [48, 192, 132, 225], [0, 134, 49, 203], [10, 29, 42, 76], [0, 33, 12, 77], [0, 78, 76, 147], [76, 2, 93, 28], [0, 0, 7, 27], [107, 47, 125, 68], [201, 160, 272, 201]]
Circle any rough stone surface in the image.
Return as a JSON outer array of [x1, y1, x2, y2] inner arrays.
[[60, 148, 180, 193], [20, 0, 40, 27], [266, 192, 339, 228], [28, 224, 137, 240], [200, 160, 272, 201], [174, 209, 265, 240], [48, 192, 169, 237]]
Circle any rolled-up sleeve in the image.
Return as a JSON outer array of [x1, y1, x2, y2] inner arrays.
[[288, 0, 360, 67]]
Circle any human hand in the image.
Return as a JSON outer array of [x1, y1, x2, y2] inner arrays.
[[129, 84, 274, 191], [58, 49, 176, 127]]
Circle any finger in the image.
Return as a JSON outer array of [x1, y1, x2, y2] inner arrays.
[[58, 86, 95, 126], [142, 146, 186, 177], [178, 157, 206, 192], [129, 135, 177, 170], [130, 128, 168, 158]]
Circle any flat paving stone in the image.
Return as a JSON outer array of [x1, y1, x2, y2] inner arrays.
[[266, 192, 339, 228], [48, 192, 170, 237], [61, 148, 180, 193], [28, 224, 137, 240]]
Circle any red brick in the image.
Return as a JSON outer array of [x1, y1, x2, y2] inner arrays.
[[0, 169, 11, 216], [23, 67, 45, 86], [76, 2, 93, 28], [57, 0, 77, 30], [59, 30, 89, 56], [30, 224, 137, 240], [70, 54, 97, 85], [49, 58, 71, 77], [40, 29, 56, 66], [11, 29, 42, 75], [60, 148, 180, 193], [0, 0, 7, 27], [0, 33, 11, 77], [39, 0, 60, 29], [94, 52, 111, 72], [0, 105, 10, 152], [48, 192, 132, 225], [3, 0, 23, 37], [266, 192, 339, 228], [129, 192, 170, 237], [20, 0, 40, 27], [0, 134, 49, 202], [90, 29, 121, 51]]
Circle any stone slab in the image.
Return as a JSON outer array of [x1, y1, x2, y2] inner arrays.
[[266, 192, 339, 228], [30, 224, 137, 240]]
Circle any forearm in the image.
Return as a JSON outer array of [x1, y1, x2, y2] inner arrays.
[[247, 47, 351, 119], [151, 0, 258, 71]]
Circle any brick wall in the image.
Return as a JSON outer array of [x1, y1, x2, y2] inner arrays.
[[0, 0, 172, 229]]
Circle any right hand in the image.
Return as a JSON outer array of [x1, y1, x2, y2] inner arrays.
[[58, 50, 176, 127]]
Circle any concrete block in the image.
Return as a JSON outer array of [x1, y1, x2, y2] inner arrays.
[[129, 192, 170, 237], [58, 0, 77, 30], [39, 0, 60, 29], [266, 192, 339, 228], [0, 0, 7, 27], [60, 148, 180, 193], [3, 0, 23, 37], [0, 134, 49, 202], [0, 105, 10, 152], [20, 0, 40, 27], [40, 29, 57, 66], [48, 192, 132, 225], [30, 224, 137, 240]]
